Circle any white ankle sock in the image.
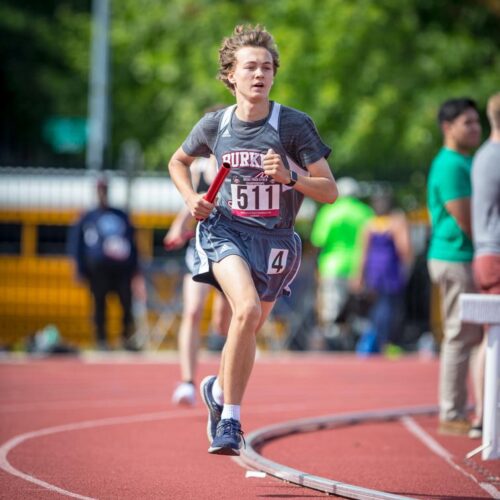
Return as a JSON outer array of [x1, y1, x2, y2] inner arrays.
[[221, 404, 240, 421], [212, 378, 224, 405]]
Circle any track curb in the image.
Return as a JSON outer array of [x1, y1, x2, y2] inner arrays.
[[240, 405, 439, 499]]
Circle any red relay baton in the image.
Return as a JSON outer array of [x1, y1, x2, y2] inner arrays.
[[204, 161, 231, 203], [196, 162, 231, 220]]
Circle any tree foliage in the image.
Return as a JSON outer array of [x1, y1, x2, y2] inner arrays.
[[1, 0, 499, 199]]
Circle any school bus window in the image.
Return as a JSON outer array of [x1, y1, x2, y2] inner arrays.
[[152, 227, 188, 263], [37, 224, 69, 255], [0, 223, 21, 255], [152, 228, 170, 260], [152, 227, 189, 266]]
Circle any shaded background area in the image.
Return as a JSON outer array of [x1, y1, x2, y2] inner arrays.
[[1, 0, 499, 203]]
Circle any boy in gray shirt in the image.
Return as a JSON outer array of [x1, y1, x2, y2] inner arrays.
[[472, 94, 500, 263], [168, 25, 337, 455], [470, 92, 500, 438]]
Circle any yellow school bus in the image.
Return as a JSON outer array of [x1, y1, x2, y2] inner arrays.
[[0, 167, 186, 350], [0, 167, 316, 352]]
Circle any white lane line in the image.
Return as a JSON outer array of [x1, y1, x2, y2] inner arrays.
[[0, 401, 324, 498], [0, 410, 195, 500], [0, 397, 163, 413], [401, 416, 500, 499]]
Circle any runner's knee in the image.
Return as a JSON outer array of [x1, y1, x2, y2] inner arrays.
[[232, 300, 261, 331]]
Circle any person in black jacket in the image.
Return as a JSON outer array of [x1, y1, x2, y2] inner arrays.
[[69, 175, 141, 350]]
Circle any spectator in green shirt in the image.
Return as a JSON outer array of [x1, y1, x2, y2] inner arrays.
[[311, 177, 373, 349], [427, 97, 483, 436]]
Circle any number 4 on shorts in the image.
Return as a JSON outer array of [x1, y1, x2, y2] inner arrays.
[[267, 248, 289, 275]]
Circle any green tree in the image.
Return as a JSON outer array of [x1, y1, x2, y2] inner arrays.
[[0, 0, 89, 166], [2, 0, 499, 200]]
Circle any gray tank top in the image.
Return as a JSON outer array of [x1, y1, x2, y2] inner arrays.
[[212, 102, 308, 230]]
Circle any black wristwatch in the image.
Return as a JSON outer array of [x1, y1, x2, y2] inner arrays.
[[286, 170, 298, 187]]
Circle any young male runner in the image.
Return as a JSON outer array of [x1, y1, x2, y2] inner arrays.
[[168, 24, 337, 455]]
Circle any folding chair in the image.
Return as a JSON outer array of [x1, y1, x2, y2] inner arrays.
[[132, 259, 184, 351]]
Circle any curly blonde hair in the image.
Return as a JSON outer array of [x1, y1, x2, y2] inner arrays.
[[218, 24, 280, 93]]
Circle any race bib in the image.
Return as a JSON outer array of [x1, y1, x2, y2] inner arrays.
[[230, 174, 280, 217], [267, 248, 289, 275]]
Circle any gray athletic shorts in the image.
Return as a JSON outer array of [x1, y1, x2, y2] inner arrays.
[[193, 212, 302, 302], [185, 240, 196, 275]]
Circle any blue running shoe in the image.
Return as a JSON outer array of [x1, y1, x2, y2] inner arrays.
[[200, 375, 222, 443], [208, 418, 244, 456]]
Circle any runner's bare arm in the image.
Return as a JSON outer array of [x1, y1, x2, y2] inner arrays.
[[168, 147, 214, 219]]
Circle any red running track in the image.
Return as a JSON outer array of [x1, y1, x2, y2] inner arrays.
[[0, 353, 498, 499]]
